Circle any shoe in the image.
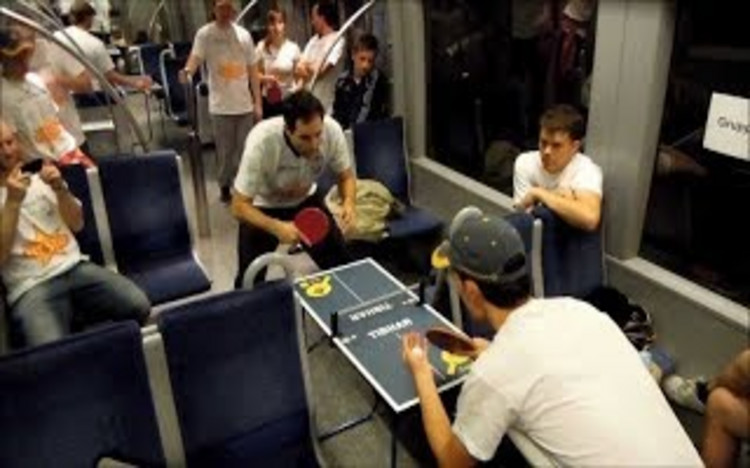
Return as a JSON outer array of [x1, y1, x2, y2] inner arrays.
[[662, 375, 707, 414], [220, 186, 231, 204]]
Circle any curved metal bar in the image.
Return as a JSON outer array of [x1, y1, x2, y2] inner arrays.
[[236, 0, 262, 24], [148, 0, 166, 41], [0, 7, 150, 152], [310, 0, 377, 92], [242, 252, 298, 289]]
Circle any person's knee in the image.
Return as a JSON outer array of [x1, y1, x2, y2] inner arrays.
[[116, 283, 151, 325], [707, 387, 738, 424], [128, 288, 152, 325]]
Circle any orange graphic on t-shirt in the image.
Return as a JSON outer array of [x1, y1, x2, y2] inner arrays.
[[34, 117, 64, 147], [23, 227, 70, 266], [218, 61, 246, 80]]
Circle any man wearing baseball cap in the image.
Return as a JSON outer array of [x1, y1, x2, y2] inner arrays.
[[402, 206, 700, 466]]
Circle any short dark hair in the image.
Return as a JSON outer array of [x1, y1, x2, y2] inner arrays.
[[456, 270, 531, 309], [69, 0, 96, 25], [282, 90, 325, 131], [353, 33, 379, 54], [540, 104, 586, 141], [313, 1, 339, 29]]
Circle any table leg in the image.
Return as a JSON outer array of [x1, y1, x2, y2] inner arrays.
[[319, 390, 379, 441]]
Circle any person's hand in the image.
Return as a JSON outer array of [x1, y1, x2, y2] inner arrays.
[[295, 62, 311, 81], [402, 332, 432, 378], [178, 68, 192, 85], [135, 75, 153, 91], [5, 164, 30, 204], [339, 200, 356, 234], [253, 104, 263, 122], [39, 161, 65, 192], [262, 74, 280, 87], [275, 221, 301, 245], [519, 187, 543, 210]]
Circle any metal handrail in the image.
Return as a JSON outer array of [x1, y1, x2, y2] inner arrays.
[[0, 7, 150, 152], [236, 0, 262, 25], [310, 0, 378, 92]]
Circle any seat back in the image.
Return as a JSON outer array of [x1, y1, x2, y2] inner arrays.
[[61, 165, 105, 266], [533, 205, 604, 298], [157, 284, 317, 466], [0, 322, 164, 468], [138, 43, 168, 83], [97, 152, 193, 272], [505, 211, 544, 297], [353, 117, 410, 203]]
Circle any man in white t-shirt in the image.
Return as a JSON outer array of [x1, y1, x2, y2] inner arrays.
[[295, 0, 345, 114], [30, 37, 92, 152], [0, 23, 93, 167], [183, 0, 262, 203], [402, 206, 701, 467], [513, 104, 603, 231], [0, 120, 150, 348], [59, 1, 152, 92], [231, 90, 355, 287]]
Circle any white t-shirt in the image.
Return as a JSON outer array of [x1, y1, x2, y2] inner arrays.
[[54, 26, 116, 79], [0, 75, 78, 161], [32, 37, 89, 147], [0, 177, 83, 304], [191, 22, 258, 115], [513, 151, 603, 204], [300, 32, 345, 114], [234, 116, 351, 208], [256, 38, 301, 99], [453, 298, 701, 466]]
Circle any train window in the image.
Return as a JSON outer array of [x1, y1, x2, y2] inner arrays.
[[424, 0, 598, 195], [641, 3, 750, 306]]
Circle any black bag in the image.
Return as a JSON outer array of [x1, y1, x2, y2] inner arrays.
[[583, 286, 655, 350]]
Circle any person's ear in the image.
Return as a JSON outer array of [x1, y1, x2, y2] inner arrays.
[[462, 278, 487, 317]]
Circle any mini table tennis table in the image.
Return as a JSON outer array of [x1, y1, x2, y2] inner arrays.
[[294, 258, 471, 465]]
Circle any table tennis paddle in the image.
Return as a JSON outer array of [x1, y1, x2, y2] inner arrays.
[[425, 326, 477, 357], [294, 207, 330, 247]]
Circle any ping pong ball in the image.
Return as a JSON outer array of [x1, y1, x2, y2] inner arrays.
[[411, 346, 424, 357]]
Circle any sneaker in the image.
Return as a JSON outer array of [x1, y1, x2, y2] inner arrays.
[[662, 375, 707, 414], [220, 186, 231, 204]]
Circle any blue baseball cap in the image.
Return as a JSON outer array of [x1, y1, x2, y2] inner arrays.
[[432, 206, 527, 284]]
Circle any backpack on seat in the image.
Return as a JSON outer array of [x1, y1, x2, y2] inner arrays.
[[325, 179, 397, 242]]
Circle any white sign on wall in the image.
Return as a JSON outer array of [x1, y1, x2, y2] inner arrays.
[[703, 93, 750, 161]]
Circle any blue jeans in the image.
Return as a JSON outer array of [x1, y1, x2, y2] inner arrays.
[[10, 261, 151, 347]]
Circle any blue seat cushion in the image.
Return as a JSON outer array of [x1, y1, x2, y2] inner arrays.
[[122, 254, 210, 305], [189, 410, 317, 468], [387, 206, 443, 239]]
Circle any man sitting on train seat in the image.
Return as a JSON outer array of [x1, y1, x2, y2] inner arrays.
[[295, 0, 345, 114], [231, 90, 355, 287], [0, 22, 93, 167], [0, 120, 150, 348], [332, 33, 389, 130], [182, 0, 262, 204], [513, 104, 602, 231], [402, 206, 701, 467], [702, 348, 749, 468]]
